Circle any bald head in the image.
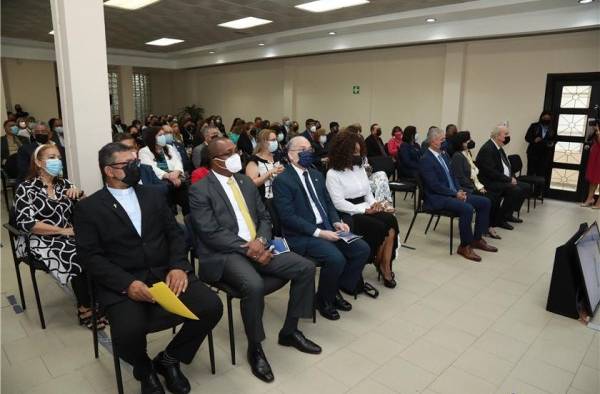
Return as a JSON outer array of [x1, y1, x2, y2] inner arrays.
[[287, 136, 312, 169], [206, 137, 232, 162]]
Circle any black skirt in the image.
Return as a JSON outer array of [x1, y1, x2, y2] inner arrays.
[[343, 211, 399, 263]]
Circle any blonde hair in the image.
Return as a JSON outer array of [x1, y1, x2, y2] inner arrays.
[[254, 129, 276, 154], [27, 143, 59, 180]]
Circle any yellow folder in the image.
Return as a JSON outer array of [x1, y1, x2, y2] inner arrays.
[[148, 282, 199, 320]]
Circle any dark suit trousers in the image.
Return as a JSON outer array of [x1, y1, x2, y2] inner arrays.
[[221, 252, 315, 343], [106, 281, 223, 380], [440, 194, 490, 246], [488, 182, 527, 218], [289, 237, 370, 303]]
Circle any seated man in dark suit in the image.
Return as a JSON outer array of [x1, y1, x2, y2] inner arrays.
[[74, 142, 223, 394], [16, 123, 67, 185], [272, 136, 370, 320], [301, 118, 327, 171], [189, 138, 320, 383], [365, 123, 388, 158], [475, 124, 528, 229], [419, 128, 498, 262]]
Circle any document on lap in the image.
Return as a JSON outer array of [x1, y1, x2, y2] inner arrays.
[[336, 231, 363, 244], [268, 237, 290, 255], [148, 282, 199, 320]]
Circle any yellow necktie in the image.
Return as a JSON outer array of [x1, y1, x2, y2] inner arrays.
[[227, 177, 256, 240]]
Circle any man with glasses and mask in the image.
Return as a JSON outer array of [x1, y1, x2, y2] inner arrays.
[[272, 136, 370, 321], [188, 137, 320, 384], [16, 122, 67, 185], [74, 142, 223, 394]]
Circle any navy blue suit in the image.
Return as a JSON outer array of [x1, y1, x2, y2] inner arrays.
[[419, 149, 490, 246], [272, 165, 369, 302], [139, 163, 168, 196], [397, 142, 421, 178]]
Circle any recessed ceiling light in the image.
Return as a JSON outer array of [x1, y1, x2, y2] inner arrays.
[[218, 17, 272, 30], [328, 31, 336, 35], [145, 38, 184, 46], [295, 0, 369, 13], [578, 0, 593, 3], [49, 30, 54, 35], [209, 50, 216, 54], [258, 43, 265, 46], [425, 17, 437, 23], [104, 0, 160, 10]]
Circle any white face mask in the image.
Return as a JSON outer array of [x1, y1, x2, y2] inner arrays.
[[310, 125, 316, 133], [277, 133, 285, 142], [19, 122, 27, 129], [319, 135, 327, 144], [217, 153, 242, 173], [268, 140, 278, 153]]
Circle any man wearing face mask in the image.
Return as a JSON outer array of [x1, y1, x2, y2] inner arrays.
[[16, 123, 67, 185], [281, 116, 292, 141], [476, 124, 528, 228], [189, 137, 320, 383], [49, 118, 65, 147], [111, 115, 127, 135], [326, 121, 340, 147], [301, 119, 327, 170], [525, 110, 556, 177], [365, 123, 388, 158], [272, 137, 370, 321], [75, 142, 223, 394]]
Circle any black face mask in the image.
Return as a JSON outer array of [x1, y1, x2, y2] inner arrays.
[[121, 160, 141, 186], [467, 140, 475, 150], [375, 129, 382, 136], [503, 136, 511, 145], [351, 155, 363, 167], [541, 119, 551, 126], [34, 134, 49, 144]]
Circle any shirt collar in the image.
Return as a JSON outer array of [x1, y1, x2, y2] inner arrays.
[[428, 147, 442, 158], [212, 170, 232, 184], [107, 186, 134, 196], [292, 163, 307, 177], [491, 138, 502, 150]]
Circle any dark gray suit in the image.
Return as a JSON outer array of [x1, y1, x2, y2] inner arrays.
[[189, 171, 315, 343]]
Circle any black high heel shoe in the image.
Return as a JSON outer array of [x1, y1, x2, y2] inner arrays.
[[376, 265, 397, 289], [78, 308, 108, 330]]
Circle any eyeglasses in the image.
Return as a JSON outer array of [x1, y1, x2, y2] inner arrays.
[[108, 159, 139, 169]]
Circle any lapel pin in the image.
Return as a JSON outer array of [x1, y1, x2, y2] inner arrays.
[[113, 203, 117, 209]]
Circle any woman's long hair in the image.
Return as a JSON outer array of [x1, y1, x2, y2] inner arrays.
[[328, 131, 367, 171], [143, 126, 171, 160]]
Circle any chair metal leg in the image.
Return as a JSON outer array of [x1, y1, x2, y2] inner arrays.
[[208, 331, 216, 375], [14, 260, 26, 310], [90, 286, 99, 359], [29, 266, 46, 329], [433, 215, 441, 231], [527, 197, 530, 213], [403, 191, 408, 200], [392, 190, 396, 207], [449, 218, 454, 255], [312, 298, 317, 324], [404, 212, 418, 243], [112, 342, 125, 394], [226, 295, 236, 365], [424, 214, 434, 234]]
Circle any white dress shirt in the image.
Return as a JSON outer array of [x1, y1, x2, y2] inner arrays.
[[107, 186, 142, 236], [138, 145, 184, 180], [326, 166, 375, 215], [292, 164, 325, 237], [491, 139, 511, 177], [212, 171, 252, 242]]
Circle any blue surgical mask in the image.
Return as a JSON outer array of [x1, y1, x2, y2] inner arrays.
[[297, 150, 315, 168], [10, 125, 19, 135], [164, 134, 174, 145], [45, 158, 63, 177], [156, 134, 167, 147], [268, 141, 278, 153]]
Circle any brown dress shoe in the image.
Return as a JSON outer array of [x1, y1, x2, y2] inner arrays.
[[471, 239, 498, 253], [457, 245, 482, 262]]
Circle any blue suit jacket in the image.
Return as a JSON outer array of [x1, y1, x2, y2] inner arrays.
[[139, 163, 168, 195], [418, 149, 462, 210], [272, 165, 340, 251]]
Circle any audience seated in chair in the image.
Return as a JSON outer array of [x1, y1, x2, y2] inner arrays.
[[397, 126, 421, 179], [272, 136, 370, 321], [188, 137, 321, 384], [475, 124, 528, 229], [74, 142, 223, 394], [418, 127, 498, 262], [16, 123, 67, 185]]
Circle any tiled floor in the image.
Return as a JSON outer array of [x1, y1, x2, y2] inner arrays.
[[1, 195, 599, 394]]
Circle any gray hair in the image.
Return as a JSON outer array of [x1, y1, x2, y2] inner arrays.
[[287, 136, 309, 151], [426, 127, 444, 142], [491, 123, 508, 139], [33, 122, 49, 131]]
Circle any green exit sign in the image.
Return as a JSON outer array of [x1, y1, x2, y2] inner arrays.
[[352, 85, 360, 94]]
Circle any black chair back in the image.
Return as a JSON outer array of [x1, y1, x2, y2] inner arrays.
[[508, 154, 523, 175], [369, 156, 395, 178], [413, 173, 425, 212]]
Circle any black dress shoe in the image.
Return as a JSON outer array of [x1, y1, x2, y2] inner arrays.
[[498, 222, 514, 230], [247, 345, 274, 383], [317, 299, 340, 320], [153, 352, 191, 394], [278, 330, 322, 354], [140, 371, 165, 394], [334, 292, 352, 311], [506, 215, 523, 223]]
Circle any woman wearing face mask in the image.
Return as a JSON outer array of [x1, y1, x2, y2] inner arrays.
[[525, 110, 556, 177], [2, 120, 28, 165], [162, 124, 193, 173], [13, 117, 32, 139], [326, 131, 399, 288], [49, 118, 64, 147], [139, 126, 190, 214], [14, 144, 107, 329], [450, 132, 502, 239], [316, 128, 329, 152], [386, 126, 403, 160], [397, 126, 421, 179], [245, 129, 285, 201]]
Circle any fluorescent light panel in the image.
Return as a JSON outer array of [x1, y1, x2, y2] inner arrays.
[[145, 37, 184, 46], [295, 0, 369, 13], [218, 17, 272, 30], [104, 0, 160, 10]]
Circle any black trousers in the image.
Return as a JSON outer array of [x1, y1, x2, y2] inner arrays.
[[220, 252, 315, 343], [106, 280, 223, 380], [70, 272, 91, 308], [488, 181, 528, 219], [526, 150, 551, 177], [473, 190, 502, 227]]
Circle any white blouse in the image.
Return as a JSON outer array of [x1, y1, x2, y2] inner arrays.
[[138, 145, 184, 180], [326, 165, 376, 215]]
